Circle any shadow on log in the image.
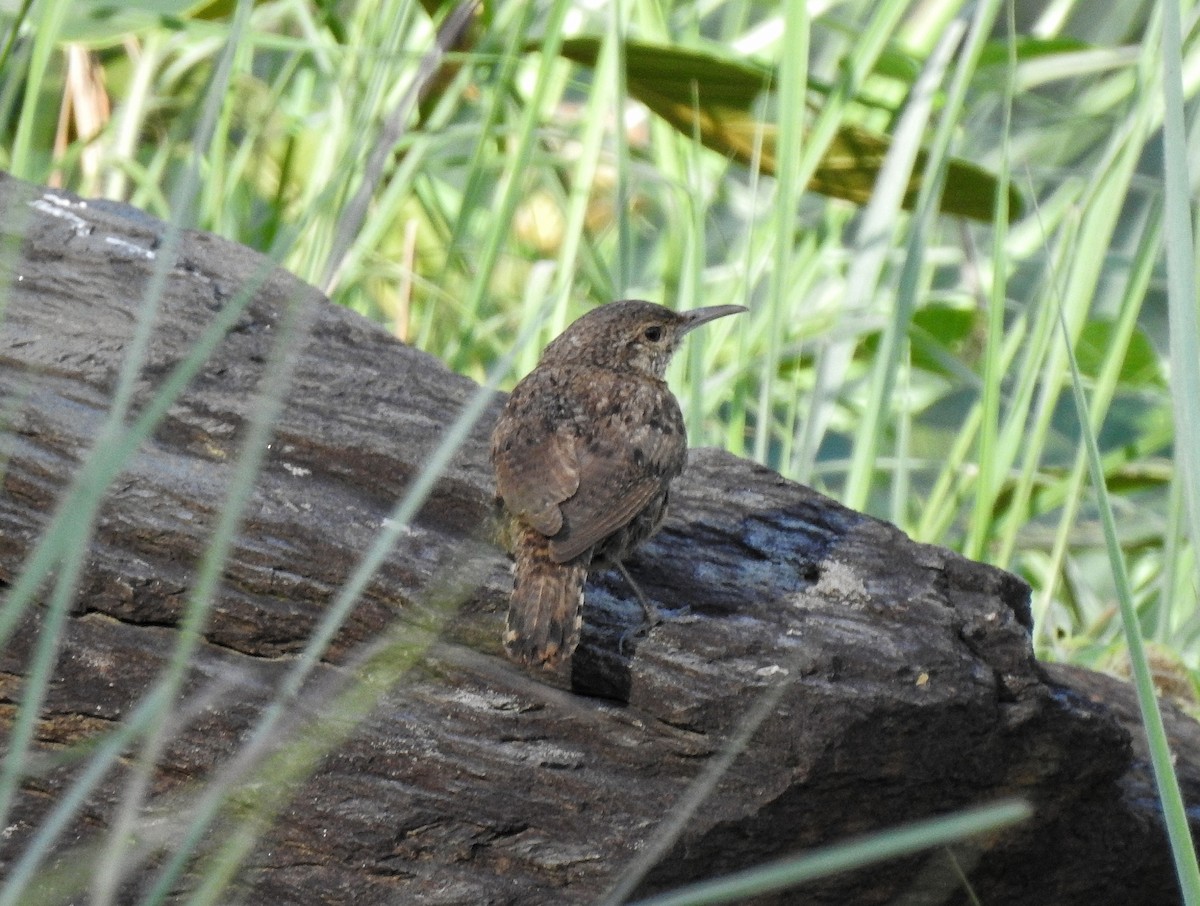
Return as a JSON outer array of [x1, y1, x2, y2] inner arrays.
[[0, 171, 1196, 904]]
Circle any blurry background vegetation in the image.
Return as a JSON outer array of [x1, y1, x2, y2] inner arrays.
[[1, 1, 1196, 691]]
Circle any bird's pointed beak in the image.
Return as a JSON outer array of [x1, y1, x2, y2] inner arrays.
[[677, 305, 748, 334]]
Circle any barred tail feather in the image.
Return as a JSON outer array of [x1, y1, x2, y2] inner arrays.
[[505, 536, 589, 669]]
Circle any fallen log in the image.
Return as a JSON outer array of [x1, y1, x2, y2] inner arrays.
[[0, 170, 1194, 904]]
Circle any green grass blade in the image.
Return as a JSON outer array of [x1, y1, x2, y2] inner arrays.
[[752, 1, 807, 465], [791, 0, 921, 480], [1152, 1, 1200, 898], [628, 799, 1031, 906], [843, 10, 970, 510], [965, 1, 1015, 560], [1059, 285, 1200, 904], [1161, 0, 1200, 619]]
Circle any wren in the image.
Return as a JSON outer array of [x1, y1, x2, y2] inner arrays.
[[491, 300, 746, 669]]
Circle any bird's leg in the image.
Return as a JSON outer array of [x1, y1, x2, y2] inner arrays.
[[614, 561, 659, 625], [614, 562, 660, 656]]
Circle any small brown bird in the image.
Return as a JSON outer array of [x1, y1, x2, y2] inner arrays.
[[491, 300, 746, 669]]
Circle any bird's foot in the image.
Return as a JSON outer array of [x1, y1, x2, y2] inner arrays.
[[618, 617, 656, 657], [614, 562, 662, 656]]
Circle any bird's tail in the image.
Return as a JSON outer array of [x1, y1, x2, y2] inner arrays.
[[505, 530, 590, 670]]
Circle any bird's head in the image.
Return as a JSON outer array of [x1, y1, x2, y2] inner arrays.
[[539, 300, 746, 378]]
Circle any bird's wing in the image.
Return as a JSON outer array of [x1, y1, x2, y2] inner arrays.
[[547, 471, 664, 563], [492, 379, 580, 537], [548, 382, 686, 563]]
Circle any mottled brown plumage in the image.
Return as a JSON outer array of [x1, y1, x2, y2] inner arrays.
[[491, 300, 746, 669]]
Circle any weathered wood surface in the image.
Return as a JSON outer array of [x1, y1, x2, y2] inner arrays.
[[0, 170, 1196, 904]]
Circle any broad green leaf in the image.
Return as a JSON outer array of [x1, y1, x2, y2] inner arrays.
[[558, 36, 772, 109], [909, 305, 981, 374], [550, 36, 1024, 223], [45, 0, 239, 45], [1077, 320, 1165, 386], [976, 35, 1092, 69]]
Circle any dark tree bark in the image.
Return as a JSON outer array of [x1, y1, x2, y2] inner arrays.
[[0, 170, 1195, 905]]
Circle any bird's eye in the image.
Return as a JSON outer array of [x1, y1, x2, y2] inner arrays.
[[643, 326, 662, 342]]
